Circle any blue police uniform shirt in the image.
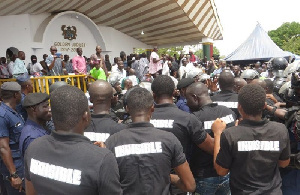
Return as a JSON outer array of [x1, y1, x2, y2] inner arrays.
[[0, 102, 25, 159], [16, 93, 27, 121], [19, 119, 50, 158], [176, 95, 190, 113]]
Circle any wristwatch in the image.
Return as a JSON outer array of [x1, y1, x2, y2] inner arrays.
[[10, 172, 19, 179], [270, 106, 277, 115]]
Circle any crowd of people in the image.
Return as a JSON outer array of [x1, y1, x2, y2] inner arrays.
[[0, 44, 299, 195]]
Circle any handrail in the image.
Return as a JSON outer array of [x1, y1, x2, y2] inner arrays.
[[0, 75, 94, 94]]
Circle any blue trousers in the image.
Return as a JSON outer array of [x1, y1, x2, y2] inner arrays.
[[0, 158, 25, 195], [282, 169, 300, 195], [195, 174, 230, 195]]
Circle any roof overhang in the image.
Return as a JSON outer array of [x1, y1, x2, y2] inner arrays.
[[0, 0, 223, 46]]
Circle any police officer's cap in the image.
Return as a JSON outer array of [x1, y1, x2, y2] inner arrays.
[[1, 82, 21, 91], [177, 78, 194, 90], [49, 81, 68, 93], [22, 93, 49, 107], [16, 73, 30, 85]]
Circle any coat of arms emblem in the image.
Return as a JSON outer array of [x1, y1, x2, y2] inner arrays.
[[61, 25, 77, 40]]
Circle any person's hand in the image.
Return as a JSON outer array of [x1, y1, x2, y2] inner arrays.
[[94, 141, 106, 148], [274, 102, 286, 108], [211, 118, 226, 135], [10, 177, 23, 192], [206, 79, 218, 92], [266, 94, 278, 103]]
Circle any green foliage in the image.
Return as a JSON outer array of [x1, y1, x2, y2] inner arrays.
[[268, 22, 300, 55], [194, 49, 203, 59], [213, 46, 220, 55], [157, 46, 184, 57], [134, 48, 146, 54], [282, 36, 300, 55]]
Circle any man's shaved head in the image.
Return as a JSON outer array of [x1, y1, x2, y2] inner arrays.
[[219, 71, 234, 91], [187, 82, 209, 97], [251, 79, 267, 90], [89, 80, 113, 103], [234, 78, 247, 93], [186, 82, 211, 111], [129, 68, 135, 75]]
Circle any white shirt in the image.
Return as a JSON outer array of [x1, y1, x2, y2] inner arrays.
[[162, 61, 170, 76], [178, 66, 186, 80], [186, 62, 194, 73], [8, 61, 14, 75], [111, 65, 118, 72], [128, 75, 139, 86], [27, 62, 43, 75], [112, 68, 127, 81]]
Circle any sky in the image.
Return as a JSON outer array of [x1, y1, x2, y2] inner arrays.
[[213, 0, 300, 57]]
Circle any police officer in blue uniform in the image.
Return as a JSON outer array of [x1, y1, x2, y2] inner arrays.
[[15, 73, 33, 121], [176, 78, 195, 113], [0, 82, 25, 195], [19, 93, 51, 158]]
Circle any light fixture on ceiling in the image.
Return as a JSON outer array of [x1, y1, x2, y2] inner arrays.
[[141, 30, 144, 35]]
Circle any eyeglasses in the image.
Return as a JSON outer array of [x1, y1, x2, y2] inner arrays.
[[51, 49, 57, 51]]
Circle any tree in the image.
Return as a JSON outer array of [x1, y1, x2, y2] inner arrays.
[[134, 48, 146, 54], [268, 22, 300, 55], [213, 46, 220, 55], [282, 35, 300, 55], [194, 49, 203, 59], [157, 46, 184, 57]]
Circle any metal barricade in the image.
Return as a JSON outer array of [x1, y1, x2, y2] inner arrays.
[[0, 75, 93, 94]]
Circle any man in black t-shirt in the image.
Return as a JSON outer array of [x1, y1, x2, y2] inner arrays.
[[151, 75, 214, 195], [24, 86, 122, 195], [213, 84, 290, 194], [84, 80, 127, 142], [105, 87, 196, 195], [211, 71, 240, 118], [151, 76, 214, 158], [185, 82, 236, 195]]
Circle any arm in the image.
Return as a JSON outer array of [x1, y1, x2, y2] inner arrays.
[[41, 69, 47, 75], [48, 57, 56, 70], [172, 161, 196, 192], [0, 137, 16, 175], [197, 134, 214, 155], [278, 127, 290, 168], [265, 104, 287, 120], [190, 115, 214, 155], [278, 159, 290, 168], [211, 118, 229, 176], [0, 137, 23, 191], [72, 58, 79, 74], [101, 57, 108, 77], [98, 152, 122, 195], [37, 63, 47, 75], [25, 179, 36, 195]]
